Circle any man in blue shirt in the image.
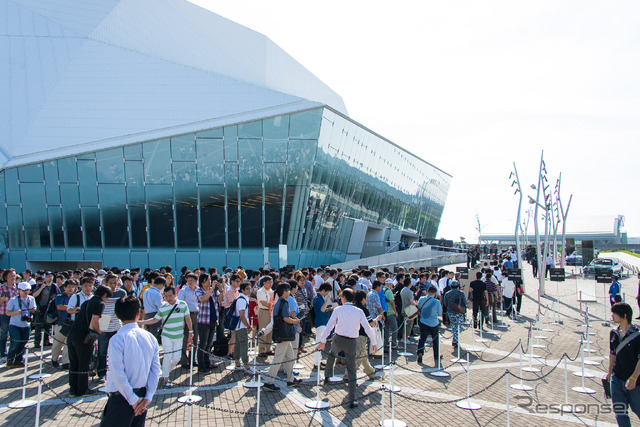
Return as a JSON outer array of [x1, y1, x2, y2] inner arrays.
[[610, 275, 622, 307], [313, 283, 333, 370], [416, 286, 442, 365], [286, 280, 301, 355]]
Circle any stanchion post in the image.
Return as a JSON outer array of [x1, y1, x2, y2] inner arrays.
[[177, 337, 202, 413], [579, 291, 582, 315], [572, 340, 595, 394], [255, 372, 261, 427], [8, 346, 37, 408], [305, 350, 330, 409], [506, 371, 510, 427], [456, 353, 481, 410], [511, 341, 532, 391], [429, 330, 449, 377], [29, 331, 51, 380]]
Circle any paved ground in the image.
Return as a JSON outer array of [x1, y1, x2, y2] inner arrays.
[[0, 262, 637, 426]]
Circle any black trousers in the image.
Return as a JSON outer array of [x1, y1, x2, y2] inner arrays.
[[198, 322, 216, 368], [68, 334, 93, 395], [100, 388, 147, 427], [417, 322, 439, 362]]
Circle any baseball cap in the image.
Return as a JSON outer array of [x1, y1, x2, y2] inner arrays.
[[98, 269, 107, 275], [18, 282, 31, 291], [385, 279, 393, 284]]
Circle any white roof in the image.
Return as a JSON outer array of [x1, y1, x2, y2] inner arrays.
[[1, 0, 347, 168]]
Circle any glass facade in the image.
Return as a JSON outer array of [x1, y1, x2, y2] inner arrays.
[[0, 107, 451, 271]]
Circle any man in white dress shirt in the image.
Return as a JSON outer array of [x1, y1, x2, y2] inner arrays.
[[101, 296, 160, 427], [316, 288, 377, 409]]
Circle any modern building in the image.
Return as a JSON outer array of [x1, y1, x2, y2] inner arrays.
[[0, 0, 451, 271]]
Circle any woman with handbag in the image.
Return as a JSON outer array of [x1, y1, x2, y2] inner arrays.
[[443, 280, 467, 349], [67, 283, 112, 397]]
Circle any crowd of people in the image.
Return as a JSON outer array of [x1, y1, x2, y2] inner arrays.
[[0, 252, 638, 426]]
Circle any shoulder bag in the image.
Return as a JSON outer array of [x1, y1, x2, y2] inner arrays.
[[453, 291, 466, 315], [82, 301, 99, 346], [158, 303, 180, 336], [272, 301, 295, 343]]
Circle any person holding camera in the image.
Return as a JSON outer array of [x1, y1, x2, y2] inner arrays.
[[5, 282, 36, 368]]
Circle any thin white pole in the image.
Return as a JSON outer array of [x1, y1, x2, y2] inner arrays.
[[506, 373, 510, 427], [255, 373, 261, 427]]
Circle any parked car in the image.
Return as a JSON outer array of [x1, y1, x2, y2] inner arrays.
[[565, 250, 582, 266], [583, 258, 623, 276]]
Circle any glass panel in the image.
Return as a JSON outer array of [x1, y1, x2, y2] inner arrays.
[[98, 184, 129, 248], [43, 161, 60, 205], [171, 135, 196, 161], [20, 183, 46, 230], [48, 207, 64, 248], [238, 120, 262, 139], [96, 148, 125, 183], [173, 162, 198, 248], [57, 157, 77, 182], [129, 206, 147, 248], [223, 125, 238, 161], [5, 168, 20, 205], [77, 153, 94, 160], [238, 139, 262, 185], [264, 164, 285, 247], [289, 109, 322, 139], [143, 139, 171, 184], [60, 183, 82, 246], [197, 128, 223, 139], [196, 138, 224, 184], [240, 186, 262, 248], [146, 185, 174, 248], [82, 207, 101, 248], [124, 144, 142, 160], [7, 206, 24, 248], [263, 115, 289, 140], [78, 160, 98, 206], [18, 163, 43, 182], [263, 139, 288, 163], [227, 185, 239, 248], [199, 185, 225, 248], [286, 139, 317, 185]]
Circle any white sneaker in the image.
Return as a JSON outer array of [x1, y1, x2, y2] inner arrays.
[[234, 365, 244, 371], [0, 357, 6, 364]]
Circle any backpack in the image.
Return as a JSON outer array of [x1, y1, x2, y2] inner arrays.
[[45, 297, 59, 324], [223, 298, 240, 330]]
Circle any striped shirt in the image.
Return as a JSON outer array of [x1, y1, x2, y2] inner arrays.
[[103, 290, 126, 333], [0, 283, 19, 316], [153, 300, 189, 340]]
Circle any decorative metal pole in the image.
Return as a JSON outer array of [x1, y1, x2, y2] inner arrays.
[[511, 163, 523, 285]]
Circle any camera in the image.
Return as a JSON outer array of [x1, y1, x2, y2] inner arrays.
[[21, 314, 32, 322]]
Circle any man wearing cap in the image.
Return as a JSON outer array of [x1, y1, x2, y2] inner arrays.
[[5, 282, 36, 367], [96, 269, 107, 286], [443, 279, 467, 349]]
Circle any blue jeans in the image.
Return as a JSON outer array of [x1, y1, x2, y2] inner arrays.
[[0, 314, 10, 357], [97, 331, 116, 377], [7, 324, 30, 365], [611, 375, 640, 427]]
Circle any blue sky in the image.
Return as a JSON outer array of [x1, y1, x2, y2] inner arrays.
[[191, 0, 640, 241]]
